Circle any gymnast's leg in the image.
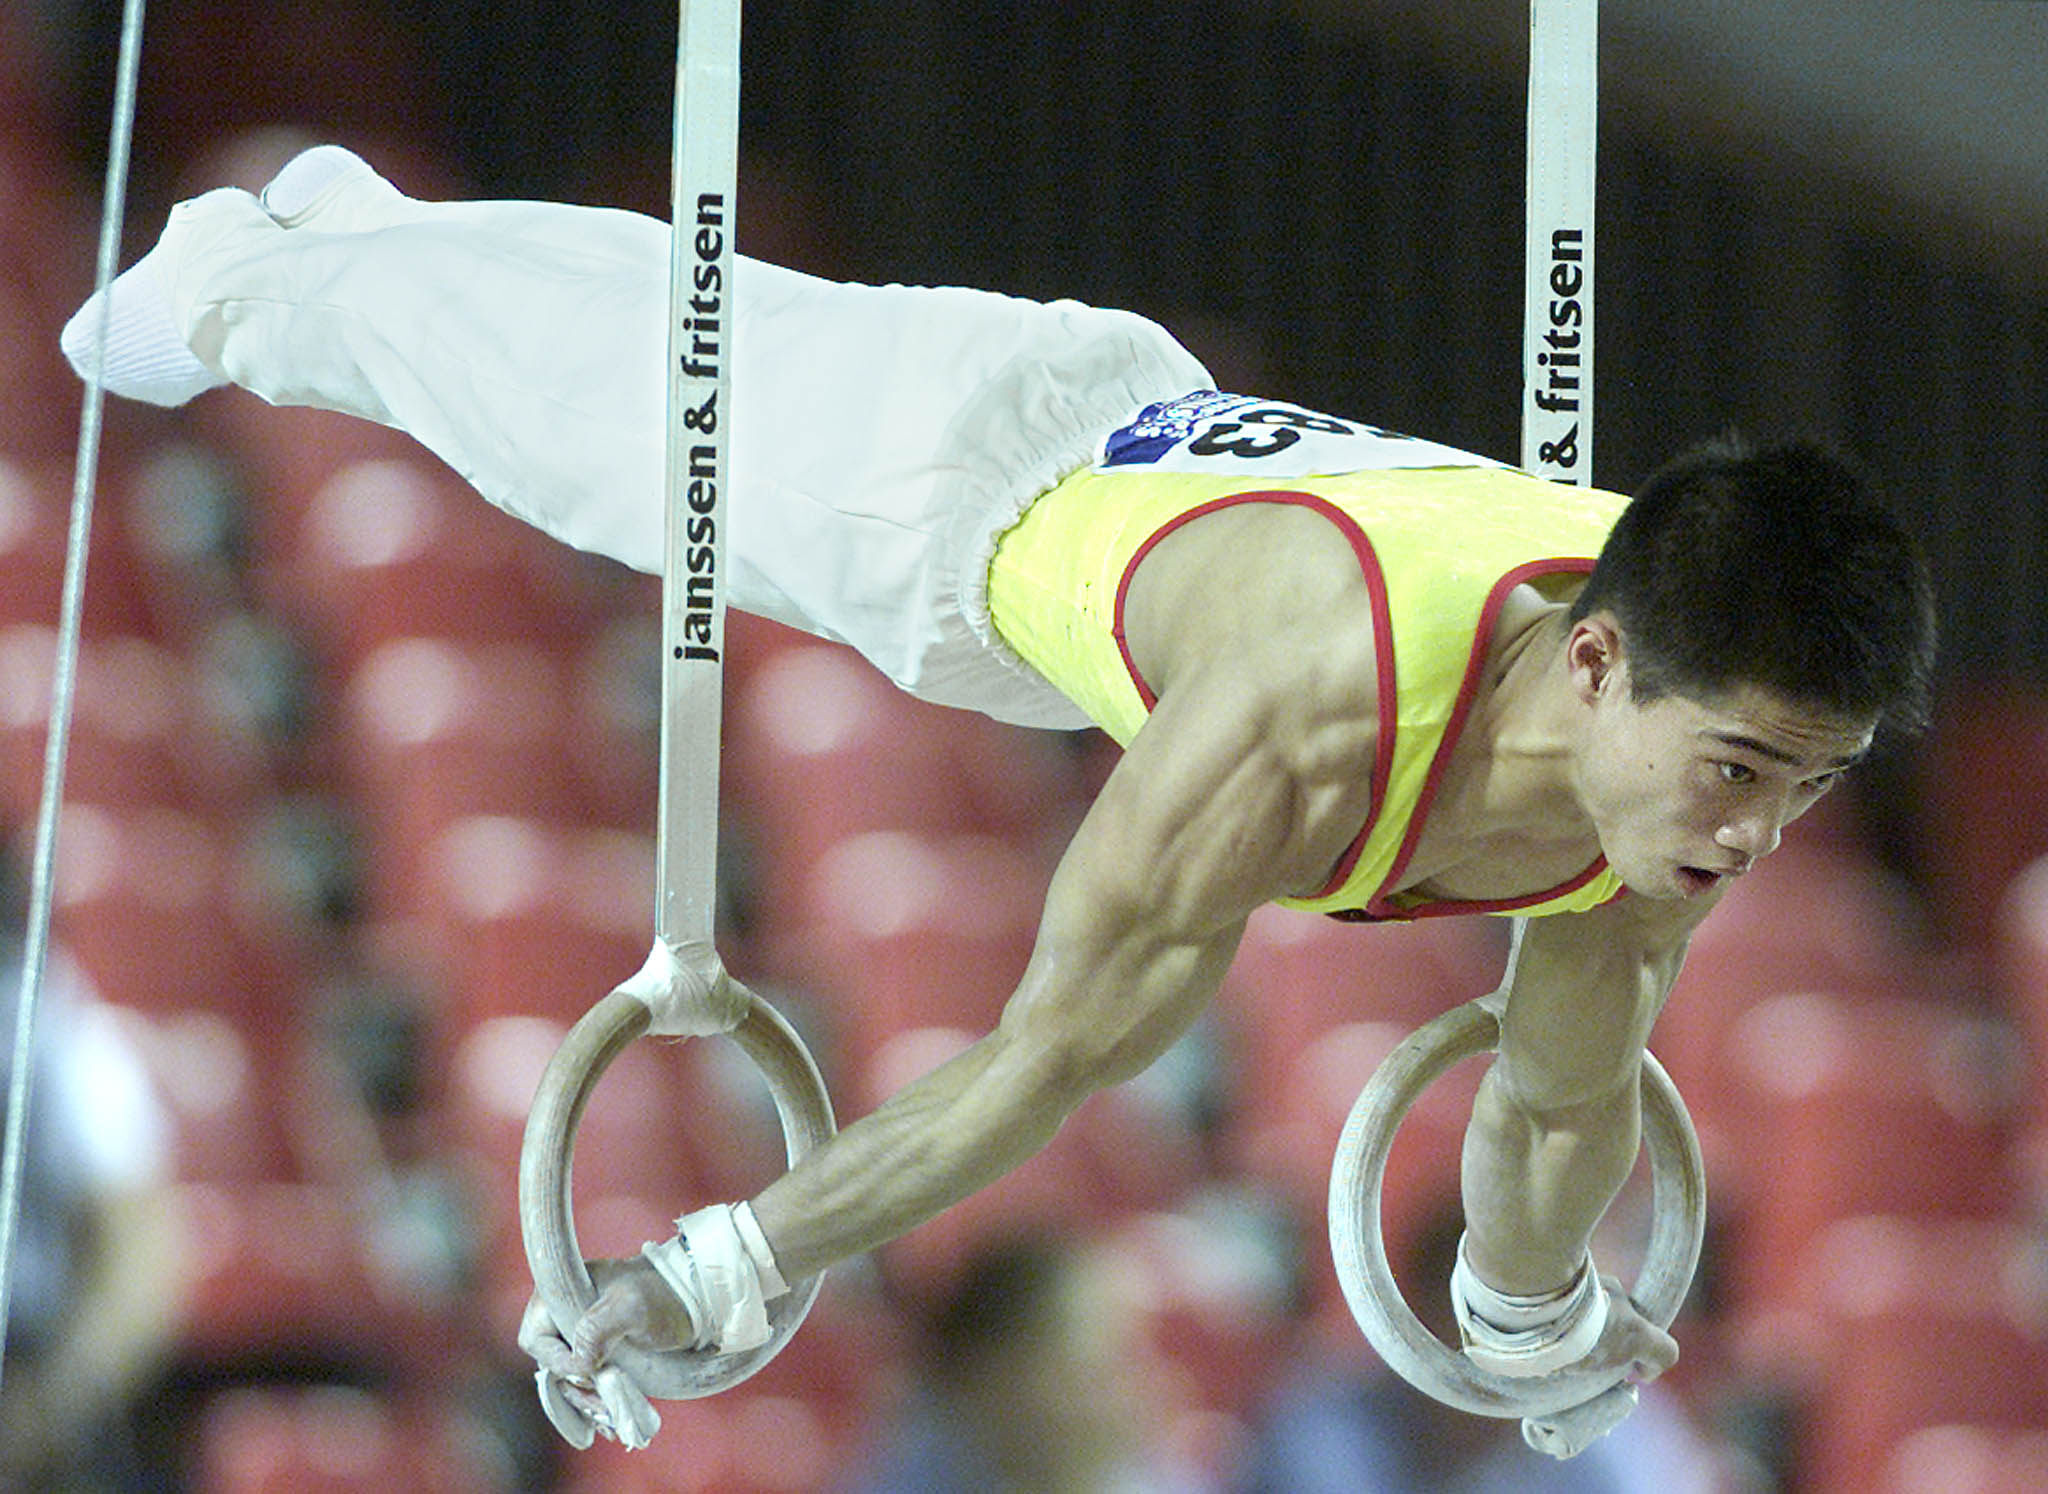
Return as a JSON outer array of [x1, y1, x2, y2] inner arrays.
[[63, 147, 1212, 722], [63, 148, 689, 573]]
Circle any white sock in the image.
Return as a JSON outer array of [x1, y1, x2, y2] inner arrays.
[[60, 145, 410, 409], [59, 223, 225, 408], [258, 143, 405, 230]]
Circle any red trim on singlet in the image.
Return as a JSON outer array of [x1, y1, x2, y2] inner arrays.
[[1114, 505, 1617, 921], [1110, 491, 1397, 903], [1360, 555, 1610, 922]]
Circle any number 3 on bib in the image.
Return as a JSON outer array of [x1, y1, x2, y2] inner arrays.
[[1187, 405, 1356, 459], [1101, 392, 1513, 478]]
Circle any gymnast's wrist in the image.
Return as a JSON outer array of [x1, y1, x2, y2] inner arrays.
[[1451, 1232, 1608, 1378], [641, 1202, 789, 1353]]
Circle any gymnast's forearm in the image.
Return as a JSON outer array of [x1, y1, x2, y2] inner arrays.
[[745, 704, 1269, 1282], [747, 903, 1237, 1279], [745, 1025, 1080, 1280], [1459, 1063, 1641, 1295]]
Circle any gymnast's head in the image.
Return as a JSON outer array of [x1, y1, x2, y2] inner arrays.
[[1557, 438, 1937, 896], [1573, 437, 1936, 729]]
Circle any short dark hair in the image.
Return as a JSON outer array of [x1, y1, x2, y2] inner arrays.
[[1569, 437, 1937, 732]]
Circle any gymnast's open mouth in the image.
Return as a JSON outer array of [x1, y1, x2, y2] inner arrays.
[[1675, 866, 1724, 897]]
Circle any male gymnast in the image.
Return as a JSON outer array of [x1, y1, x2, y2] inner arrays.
[[64, 145, 1936, 1453]]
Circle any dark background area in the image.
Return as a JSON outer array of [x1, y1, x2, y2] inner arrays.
[[44, 0, 2048, 690]]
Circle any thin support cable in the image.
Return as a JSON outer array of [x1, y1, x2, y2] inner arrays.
[[0, 0, 150, 1393]]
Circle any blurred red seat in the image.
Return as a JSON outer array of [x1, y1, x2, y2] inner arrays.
[[0, 153, 90, 463], [200, 394, 406, 561], [443, 1013, 565, 1339], [855, 1026, 1131, 1288], [427, 815, 654, 1024], [1109, 1206, 1298, 1425], [1915, 682, 2048, 954], [459, 1005, 844, 1349], [1772, 1215, 2048, 1492], [1222, 1016, 1475, 1335], [0, 466, 67, 630], [765, 830, 1049, 1075], [448, 1009, 723, 1340], [284, 458, 592, 665], [171, 1181, 447, 1368], [340, 649, 589, 919], [879, 1144, 1098, 1303], [723, 644, 1084, 909], [843, 1017, 1201, 1297], [46, 802, 254, 1011], [114, 1005, 297, 1183], [1992, 858, 2048, 1123], [563, 1389, 842, 1494], [561, 612, 662, 830], [0, 16, 63, 155], [0, 458, 161, 629], [1216, 905, 1505, 1119], [197, 1383, 489, 1494], [1715, 992, 2028, 1310], [719, 607, 816, 707], [0, 625, 256, 815], [1656, 823, 1935, 1133], [718, 1272, 908, 1457], [1883, 1424, 2048, 1494]]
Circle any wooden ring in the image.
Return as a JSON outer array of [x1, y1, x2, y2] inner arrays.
[[519, 982, 835, 1399], [1327, 998, 1706, 1418]]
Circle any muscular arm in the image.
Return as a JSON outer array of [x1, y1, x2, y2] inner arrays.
[[540, 511, 1382, 1402], [1459, 892, 1704, 1296], [753, 654, 1376, 1279]]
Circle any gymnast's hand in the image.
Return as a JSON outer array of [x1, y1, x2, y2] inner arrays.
[[520, 1203, 787, 1447], [1455, 1244, 1680, 1460], [1583, 1273, 1679, 1386], [1521, 1277, 1678, 1458], [519, 1258, 677, 1450], [568, 1253, 705, 1361]]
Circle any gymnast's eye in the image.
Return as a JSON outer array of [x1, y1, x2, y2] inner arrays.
[[1716, 761, 1757, 785]]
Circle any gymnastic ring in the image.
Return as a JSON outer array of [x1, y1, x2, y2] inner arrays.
[[1327, 997, 1706, 1419], [519, 980, 836, 1400]]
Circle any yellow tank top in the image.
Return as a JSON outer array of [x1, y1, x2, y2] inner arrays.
[[985, 395, 1630, 921]]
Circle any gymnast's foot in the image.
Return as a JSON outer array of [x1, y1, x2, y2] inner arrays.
[[58, 194, 231, 407], [59, 145, 404, 406], [257, 143, 406, 229]]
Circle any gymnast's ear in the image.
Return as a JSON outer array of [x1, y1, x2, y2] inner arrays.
[[1565, 612, 1623, 704]]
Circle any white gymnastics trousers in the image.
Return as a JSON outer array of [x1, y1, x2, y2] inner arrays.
[[132, 169, 1212, 728]]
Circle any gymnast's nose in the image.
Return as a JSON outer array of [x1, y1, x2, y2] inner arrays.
[[1714, 809, 1779, 863]]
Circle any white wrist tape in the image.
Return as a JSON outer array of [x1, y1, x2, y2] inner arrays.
[[641, 1202, 788, 1354], [619, 939, 749, 1037], [1452, 1233, 1609, 1378], [728, 1201, 789, 1297]]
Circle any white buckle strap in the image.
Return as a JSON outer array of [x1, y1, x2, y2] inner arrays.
[[1452, 1233, 1609, 1378], [641, 1202, 788, 1354]]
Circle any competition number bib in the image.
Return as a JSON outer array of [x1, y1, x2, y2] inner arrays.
[[1101, 391, 1510, 478]]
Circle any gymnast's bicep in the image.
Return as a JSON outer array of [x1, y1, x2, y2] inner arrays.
[[994, 668, 1375, 1090]]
